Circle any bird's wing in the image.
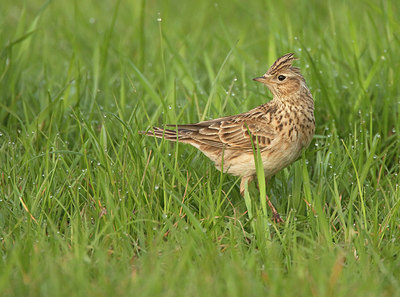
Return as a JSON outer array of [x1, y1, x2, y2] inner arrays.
[[171, 105, 278, 151]]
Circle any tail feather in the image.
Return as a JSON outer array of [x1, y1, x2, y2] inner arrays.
[[139, 126, 191, 141]]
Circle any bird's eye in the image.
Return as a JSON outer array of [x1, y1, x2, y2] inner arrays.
[[278, 75, 286, 81]]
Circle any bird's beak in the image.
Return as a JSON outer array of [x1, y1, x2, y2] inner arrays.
[[253, 76, 267, 83]]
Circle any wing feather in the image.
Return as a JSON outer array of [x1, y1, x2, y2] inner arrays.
[[143, 102, 280, 152]]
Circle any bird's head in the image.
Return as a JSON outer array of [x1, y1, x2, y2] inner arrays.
[[253, 53, 306, 98]]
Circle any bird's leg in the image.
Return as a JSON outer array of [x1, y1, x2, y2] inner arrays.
[[240, 176, 283, 223], [240, 176, 254, 196], [264, 177, 284, 223], [266, 194, 284, 223]]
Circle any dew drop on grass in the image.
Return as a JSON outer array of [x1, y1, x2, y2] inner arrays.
[[168, 105, 172, 110], [154, 185, 159, 190], [162, 213, 168, 219]]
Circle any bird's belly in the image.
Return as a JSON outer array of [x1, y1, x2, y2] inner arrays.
[[211, 139, 304, 178], [261, 141, 303, 176]]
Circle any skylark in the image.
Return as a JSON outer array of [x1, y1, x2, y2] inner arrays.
[[140, 53, 315, 222]]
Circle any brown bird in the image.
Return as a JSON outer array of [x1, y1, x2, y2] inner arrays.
[[140, 53, 315, 222]]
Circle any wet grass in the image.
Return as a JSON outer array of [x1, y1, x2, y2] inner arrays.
[[1, 0, 400, 296]]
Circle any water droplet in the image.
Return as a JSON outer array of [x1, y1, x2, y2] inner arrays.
[[155, 185, 159, 190], [156, 12, 162, 22]]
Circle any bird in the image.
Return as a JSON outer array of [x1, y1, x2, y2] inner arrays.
[[140, 53, 315, 222]]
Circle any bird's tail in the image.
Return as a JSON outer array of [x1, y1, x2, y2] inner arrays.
[[138, 126, 191, 142]]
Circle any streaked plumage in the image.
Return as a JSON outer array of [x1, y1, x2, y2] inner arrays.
[[140, 53, 315, 222]]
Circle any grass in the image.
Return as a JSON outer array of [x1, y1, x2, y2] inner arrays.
[[1, 0, 400, 296]]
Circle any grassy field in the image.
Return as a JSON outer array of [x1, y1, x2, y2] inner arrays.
[[1, 0, 400, 296]]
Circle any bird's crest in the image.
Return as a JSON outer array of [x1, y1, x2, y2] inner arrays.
[[266, 53, 299, 75]]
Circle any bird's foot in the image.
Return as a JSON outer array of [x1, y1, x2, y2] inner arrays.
[[266, 195, 284, 223]]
